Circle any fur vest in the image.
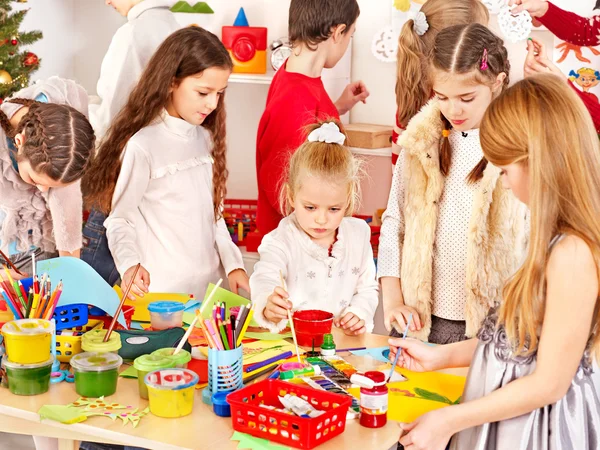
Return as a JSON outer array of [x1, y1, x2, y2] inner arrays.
[[397, 100, 528, 340]]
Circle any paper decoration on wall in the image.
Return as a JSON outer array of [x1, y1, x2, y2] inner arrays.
[[371, 0, 427, 63], [170, 1, 214, 14], [482, 0, 507, 15], [497, 6, 532, 43], [171, 1, 216, 32]]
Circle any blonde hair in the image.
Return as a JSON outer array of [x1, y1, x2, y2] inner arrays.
[[480, 74, 600, 360], [569, 67, 599, 81], [395, 0, 489, 127], [281, 122, 362, 217]]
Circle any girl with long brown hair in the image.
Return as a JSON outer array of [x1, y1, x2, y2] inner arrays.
[[0, 77, 95, 278], [83, 27, 248, 300], [389, 74, 600, 450], [379, 24, 528, 344]]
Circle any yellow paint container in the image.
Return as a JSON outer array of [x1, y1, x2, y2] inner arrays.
[[1, 319, 52, 364], [145, 368, 199, 418]]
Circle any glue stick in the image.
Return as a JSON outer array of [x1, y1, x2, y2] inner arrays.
[[279, 364, 321, 380]]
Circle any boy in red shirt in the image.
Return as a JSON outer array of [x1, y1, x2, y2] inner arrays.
[[256, 0, 370, 234]]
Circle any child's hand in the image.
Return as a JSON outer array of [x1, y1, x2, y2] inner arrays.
[[264, 287, 292, 324], [228, 269, 249, 295], [122, 264, 150, 300], [385, 305, 421, 333], [335, 80, 370, 115], [388, 337, 443, 372], [334, 312, 366, 336], [399, 408, 454, 450], [508, 0, 549, 18], [524, 38, 564, 79]]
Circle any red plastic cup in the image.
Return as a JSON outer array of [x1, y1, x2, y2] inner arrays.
[[292, 310, 334, 347]]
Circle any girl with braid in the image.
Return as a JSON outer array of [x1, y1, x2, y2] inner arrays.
[[83, 27, 248, 301], [0, 77, 95, 278]]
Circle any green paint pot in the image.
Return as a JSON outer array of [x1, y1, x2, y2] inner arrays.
[[133, 354, 176, 399], [70, 351, 122, 397], [4, 356, 53, 396], [151, 348, 191, 368]]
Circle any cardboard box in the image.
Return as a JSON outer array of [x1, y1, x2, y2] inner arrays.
[[345, 123, 393, 149]]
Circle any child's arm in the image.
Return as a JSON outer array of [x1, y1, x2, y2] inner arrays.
[[249, 233, 291, 332], [214, 217, 248, 293], [339, 221, 378, 334], [47, 181, 83, 257], [399, 235, 599, 449], [104, 142, 150, 280]]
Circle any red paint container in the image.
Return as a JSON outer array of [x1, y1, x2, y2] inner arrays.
[[352, 371, 388, 429], [187, 348, 208, 383], [292, 310, 334, 347]]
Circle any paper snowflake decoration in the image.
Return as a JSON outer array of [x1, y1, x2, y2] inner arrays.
[[371, 26, 398, 63], [482, 0, 508, 15], [497, 6, 532, 43]]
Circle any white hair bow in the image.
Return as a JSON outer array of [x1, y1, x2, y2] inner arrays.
[[307, 122, 346, 145], [408, 11, 429, 36]]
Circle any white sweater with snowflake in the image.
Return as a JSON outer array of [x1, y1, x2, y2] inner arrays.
[[250, 214, 379, 333]]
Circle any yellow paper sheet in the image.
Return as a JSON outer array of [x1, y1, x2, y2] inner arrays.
[[348, 366, 466, 423]]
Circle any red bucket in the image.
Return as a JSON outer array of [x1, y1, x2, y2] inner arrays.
[[292, 310, 334, 347]]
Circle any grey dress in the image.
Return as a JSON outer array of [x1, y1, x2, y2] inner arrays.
[[450, 306, 600, 450]]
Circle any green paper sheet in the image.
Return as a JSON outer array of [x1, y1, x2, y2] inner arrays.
[[119, 365, 138, 378], [38, 405, 88, 424], [231, 431, 290, 450]]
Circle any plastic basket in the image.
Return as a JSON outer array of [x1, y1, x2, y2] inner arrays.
[[55, 319, 103, 363], [223, 199, 257, 245], [204, 346, 243, 404], [227, 379, 352, 449], [52, 304, 89, 331]]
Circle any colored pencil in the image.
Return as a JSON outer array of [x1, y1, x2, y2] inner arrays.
[[226, 319, 233, 350], [218, 319, 230, 350], [44, 281, 63, 321], [243, 364, 280, 384], [18, 281, 27, 305], [0, 249, 25, 276], [230, 314, 237, 347], [244, 351, 293, 373], [1, 286, 21, 319], [236, 305, 248, 336], [388, 313, 413, 383], [336, 347, 367, 352], [236, 304, 254, 347], [25, 288, 33, 318], [268, 370, 281, 380], [198, 318, 216, 349], [279, 271, 301, 363], [205, 319, 223, 350], [34, 275, 39, 295]]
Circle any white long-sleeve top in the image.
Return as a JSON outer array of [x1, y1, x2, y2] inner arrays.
[[378, 129, 483, 321], [250, 214, 379, 333], [89, 0, 180, 140], [104, 111, 244, 300]]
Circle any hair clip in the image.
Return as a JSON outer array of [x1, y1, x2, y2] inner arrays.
[[307, 122, 346, 145], [442, 129, 450, 138], [480, 48, 489, 71]]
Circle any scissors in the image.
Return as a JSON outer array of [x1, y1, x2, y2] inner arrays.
[[50, 370, 74, 384]]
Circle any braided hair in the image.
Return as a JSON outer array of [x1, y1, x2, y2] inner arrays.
[[0, 98, 95, 184]]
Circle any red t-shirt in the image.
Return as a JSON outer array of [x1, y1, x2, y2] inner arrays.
[[255, 60, 339, 234]]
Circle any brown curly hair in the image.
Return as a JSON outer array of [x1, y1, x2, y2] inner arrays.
[[82, 26, 233, 219], [0, 98, 95, 183]]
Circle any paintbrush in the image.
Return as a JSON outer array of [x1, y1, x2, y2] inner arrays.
[[388, 313, 413, 383], [104, 263, 140, 342], [279, 270, 301, 363]]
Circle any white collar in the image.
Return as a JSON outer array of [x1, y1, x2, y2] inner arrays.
[[288, 213, 346, 262], [159, 109, 198, 137], [128, 0, 173, 21]]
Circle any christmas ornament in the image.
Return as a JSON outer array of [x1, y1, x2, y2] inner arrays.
[[10, 37, 18, 46], [23, 52, 38, 66], [270, 38, 292, 71], [0, 70, 13, 84], [497, 6, 532, 43]]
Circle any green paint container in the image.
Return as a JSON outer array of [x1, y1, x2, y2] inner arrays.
[[151, 348, 191, 368], [70, 352, 122, 397], [133, 354, 176, 399], [3, 356, 53, 396]]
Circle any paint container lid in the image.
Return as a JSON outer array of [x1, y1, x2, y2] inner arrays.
[[81, 329, 122, 352], [70, 352, 123, 372], [3, 355, 54, 370], [212, 391, 232, 417], [148, 302, 185, 314], [145, 368, 198, 390], [133, 354, 176, 373], [151, 348, 191, 366], [2, 319, 52, 336]]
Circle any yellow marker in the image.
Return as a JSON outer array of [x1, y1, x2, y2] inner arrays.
[[238, 222, 244, 243], [2, 265, 15, 286], [236, 305, 254, 347]]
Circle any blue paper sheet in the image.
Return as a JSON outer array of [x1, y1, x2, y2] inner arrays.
[[37, 257, 127, 327], [349, 346, 391, 363]]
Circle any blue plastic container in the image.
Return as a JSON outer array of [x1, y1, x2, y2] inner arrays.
[[148, 302, 185, 330], [212, 391, 232, 417]]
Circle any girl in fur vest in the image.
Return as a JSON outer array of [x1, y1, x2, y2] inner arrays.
[[379, 24, 528, 344], [251, 122, 379, 335]]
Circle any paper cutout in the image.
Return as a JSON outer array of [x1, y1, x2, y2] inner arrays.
[[38, 405, 88, 424], [349, 346, 391, 363], [348, 366, 466, 423], [37, 257, 127, 328], [69, 397, 130, 412], [497, 5, 532, 43], [231, 431, 290, 450], [170, 1, 214, 13], [119, 365, 138, 378]]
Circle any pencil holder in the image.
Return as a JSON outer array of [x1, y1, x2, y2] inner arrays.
[[203, 345, 243, 405]]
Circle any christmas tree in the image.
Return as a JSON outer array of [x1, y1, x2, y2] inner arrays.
[[0, 0, 41, 101]]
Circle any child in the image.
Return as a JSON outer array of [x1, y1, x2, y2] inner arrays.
[[379, 24, 528, 344], [83, 27, 248, 301], [0, 77, 95, 278], [82, 0, 180, 286], [389, 74, 600, 450], [251, 121, 378, 335], [510, 0, 600, 132], [392, 0, 489, 165], [256, 0, 370, 235]]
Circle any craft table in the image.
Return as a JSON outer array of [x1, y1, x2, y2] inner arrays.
[[0, 328, 467, 450]]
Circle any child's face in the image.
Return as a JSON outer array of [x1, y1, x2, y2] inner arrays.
[[292, 175, 348, 246], [577, 74, 599, 89], [167, 67, 231, 126], [325, 22, 356, 69], [498, 162, 529, 205], [433, 72, 505, 131], [105, 0, 138, 16]]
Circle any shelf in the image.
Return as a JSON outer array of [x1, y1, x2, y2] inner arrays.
[[229, 73, 274, 85]]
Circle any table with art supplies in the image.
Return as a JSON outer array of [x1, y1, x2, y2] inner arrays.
[[0, 257, 467, 450]]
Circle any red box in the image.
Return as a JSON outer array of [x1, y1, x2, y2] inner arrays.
[[227, 379, 352, 449]]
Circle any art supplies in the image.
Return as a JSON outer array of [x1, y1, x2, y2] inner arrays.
[[288, 373, 360, 419], [70, 352, 123, 397], [0, 249, 26, 276], [241, 339, 300, 366], [133, 354, 176, 399], [242, 364, 279, 384], [3, 356, 53, 396], [279, 394, 326, 419], [152, 347, 191, 368], [305, 356, 357, 388], [81, 328, 122, 353], [236, 304, 254, 347], [1, 319, 52, 364], [320, 334, 336, 356], [292, 310, 334, 347], [280, 364, 321, 380], [351, 372, 388, 429], [104, 263, 140, 342], [279, 271, 301, 363], [148, 301, 185, 330], [388, 312, 412, 383], [145, 368, 199, 418], [244, 350, 293, 373], [204, 345, 244, 405]]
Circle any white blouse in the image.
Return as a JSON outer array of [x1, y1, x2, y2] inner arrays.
[[378, 129, 483, 321], [250, 214, 379, 333], [105, 111, 244, 301]]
